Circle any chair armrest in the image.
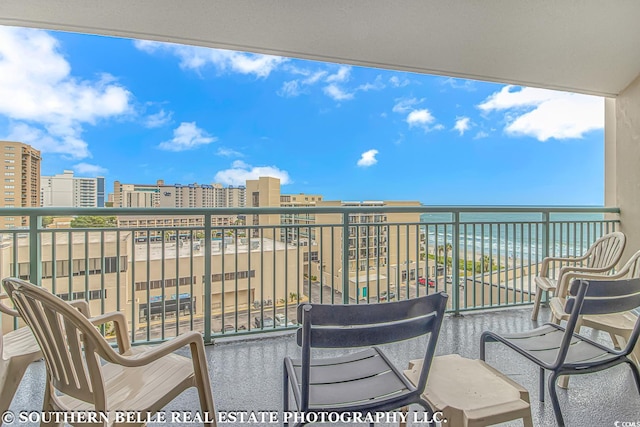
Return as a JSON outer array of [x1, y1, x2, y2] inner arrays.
[[0, 293, 19, 317], [68, 299, 91, 317], [539, 254, 589, 276], [89, 311, 132, 355], [555, 268, 623, 299], [115, 331, 204, 368]]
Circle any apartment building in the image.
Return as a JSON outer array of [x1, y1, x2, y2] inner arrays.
[[114, 179, 245, 211], [0, 232, 303, 335], [41, 170, 106, 207], [244, 176, 421, 299], [313, 200, 421, 299], [113, 180, 162, 208], [0, 141, 41, 229]]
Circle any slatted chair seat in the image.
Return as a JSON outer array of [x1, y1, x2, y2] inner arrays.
[[531, 231, 625, 321], [283, 293, 448, 427], [534, 277, 557, 292], [492, 324, 619, 367], [1, 326, 39, 360], [58, 352, 196, 414], [286, 347, 413, 410], [482, 277, 640, 426]]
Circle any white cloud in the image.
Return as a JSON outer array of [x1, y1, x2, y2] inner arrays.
[[0, 27, 132, 159], [278, 80, 302, 97], [158, 122, 216, 151], [323, 84, 354, 101], [73, 162, 107, 175], [144, 109, 173, 128], [389, 76, 410, 88], [441, 77, 476, 91], [134, 40, 286, 78], [357, 75, 385, 92], [326, 66, 351, 83], [406, 109, 435, 127], [392, 98, 423, 114], [357, 149, 379, 167], [474, 131, 489, 140], [216, 147, 243, 157], [214, 160, 291, 185], [453, 117, 471, 136], [478, 85, 604, 141]]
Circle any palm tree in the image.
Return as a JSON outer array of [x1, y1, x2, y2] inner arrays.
[[481, 255, 491, 272], [445, 243, 453, 256], [437, 245, 445, 257]]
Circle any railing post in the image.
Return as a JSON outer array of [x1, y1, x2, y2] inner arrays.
[[342, 212, 350, 304], [541, 211, 550, 304], [451, 212, 461, 315], [203, 213, 213, 344], [29, 214, 42, 285]]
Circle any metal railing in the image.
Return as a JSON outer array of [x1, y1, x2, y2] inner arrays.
[[0, 206, 620, 343]]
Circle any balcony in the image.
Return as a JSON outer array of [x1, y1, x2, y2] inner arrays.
[[8, 306, 640, 426]]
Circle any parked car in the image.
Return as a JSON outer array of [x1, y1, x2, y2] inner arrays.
[[275, 313, 296, 326], [378, 291, 396, 302], [254, 316, 274, 328], [418, 277, 436, 287]]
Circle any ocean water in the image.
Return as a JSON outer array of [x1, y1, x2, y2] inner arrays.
[[420, 212, 613, 262]]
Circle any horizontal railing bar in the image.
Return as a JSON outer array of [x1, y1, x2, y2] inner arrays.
[[0, 205, 621, 217]]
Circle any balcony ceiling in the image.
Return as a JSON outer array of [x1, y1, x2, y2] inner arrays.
[[1, 1, 640, 97]]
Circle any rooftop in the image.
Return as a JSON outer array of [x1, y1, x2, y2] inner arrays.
[[10, 307, 640, 426]]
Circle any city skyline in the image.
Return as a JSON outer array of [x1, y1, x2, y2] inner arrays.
[[0, 26, 606, 206]]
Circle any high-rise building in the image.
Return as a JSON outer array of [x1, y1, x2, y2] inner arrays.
[[41, 170, 105, 208], [114, 180, 246, 209], [113, 180, 163, 208], [0, 141, 41, 229]]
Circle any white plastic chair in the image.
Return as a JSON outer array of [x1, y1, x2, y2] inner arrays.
[[3, 278, 216, 427], [531, 231, 626, 321]]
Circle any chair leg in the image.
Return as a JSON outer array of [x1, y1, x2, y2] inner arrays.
[[0, 358, 31, 416], [190, 341, 216, 427], [610, 332, 623, 349], [522, 412, 534, 427], [41, 383, 62, 427], [626, 359, 640, 395], [547, 371, 565, 427], [539, 367, 545, 402], [399, 406, 408, 427], [283, 361, 290, 426], [531, 288, 544, 321]]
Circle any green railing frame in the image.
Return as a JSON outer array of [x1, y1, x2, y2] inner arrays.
[[0, 205, 621, 337]]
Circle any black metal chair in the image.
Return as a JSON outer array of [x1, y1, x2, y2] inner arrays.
[[481, 278, 640, 426], [283, 293, 448, 427]]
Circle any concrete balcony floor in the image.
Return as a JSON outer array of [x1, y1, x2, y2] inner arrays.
[[10, 307, 640, 426]]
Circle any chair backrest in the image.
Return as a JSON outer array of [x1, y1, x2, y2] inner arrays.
[[618, 249, 640, 279], [585, 231, 626, 269], [2, 278, 117, 411], [563, 277, 640, 359], [296, 292, 448, 407]]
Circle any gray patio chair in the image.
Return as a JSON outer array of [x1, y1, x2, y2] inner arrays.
[[531, 231, 625, 321], [283, 292, 448, 427], [3, 277, 216, 427], [481, 277, 640, 427]]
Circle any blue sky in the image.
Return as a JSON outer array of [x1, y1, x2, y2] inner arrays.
[[0, 26, 606, 205]]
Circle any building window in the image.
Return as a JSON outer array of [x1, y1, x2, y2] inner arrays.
[[57, 290, 106, 301], [5, 179, 13, 182], [4, 172, 14, 176], [135, 276, 196, 291], [4, 166, 14, 170], [4, 159, 14, 163], [5, 146, 14, 151], [4, 185, 14, 189]]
